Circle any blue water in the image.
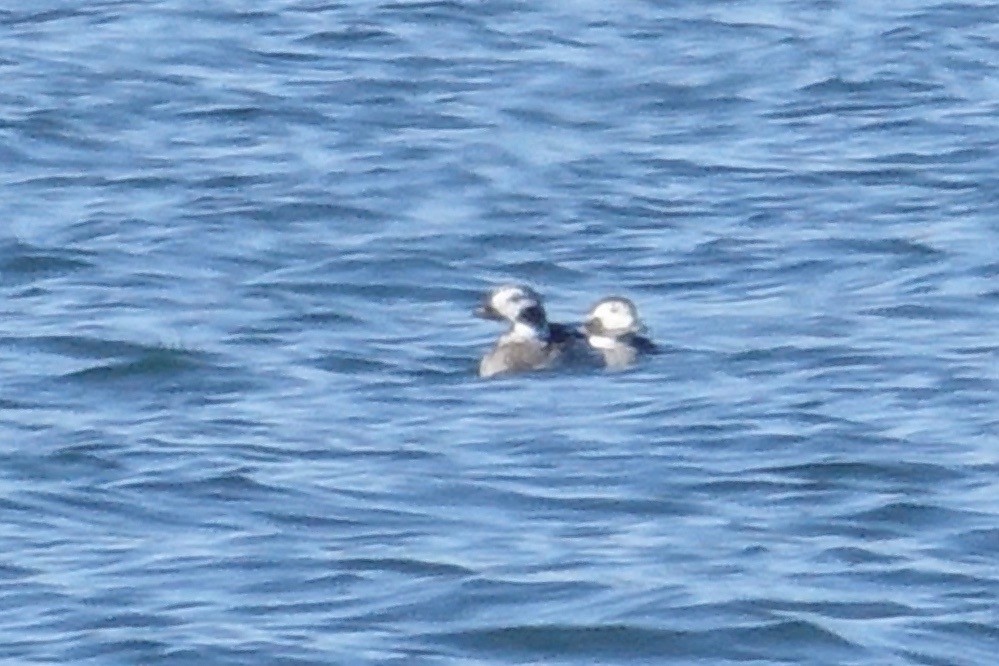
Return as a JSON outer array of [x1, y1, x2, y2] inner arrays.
[[2, 1, 998, 664]]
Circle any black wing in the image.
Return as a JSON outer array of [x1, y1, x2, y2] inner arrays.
[[632, 335, 658, 354], [549, 322, 585, 344]]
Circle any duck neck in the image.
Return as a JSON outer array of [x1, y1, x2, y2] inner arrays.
[[508, 319, 549, 342], [587, 333, 622, 350]]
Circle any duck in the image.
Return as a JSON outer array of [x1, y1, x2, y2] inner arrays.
[[581, 296, 656, 369], [475, 284, 581, 378]]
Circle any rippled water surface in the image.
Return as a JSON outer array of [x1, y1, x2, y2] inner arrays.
[[2, 1, 998, 664]]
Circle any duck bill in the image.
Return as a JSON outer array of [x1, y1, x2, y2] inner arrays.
[[475, 303, 503, 320], [581, 318, 605, 337]]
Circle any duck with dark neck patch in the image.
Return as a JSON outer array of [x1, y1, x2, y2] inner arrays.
[[581, 296, 656, 369], [475, 284, 580, 378]]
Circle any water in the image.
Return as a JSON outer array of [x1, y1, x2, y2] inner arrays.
[[2, 1, 998, 663]]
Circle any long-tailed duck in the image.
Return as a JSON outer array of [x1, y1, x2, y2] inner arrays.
[[475, 284, 581, 378], [581, 296, 656, 369]]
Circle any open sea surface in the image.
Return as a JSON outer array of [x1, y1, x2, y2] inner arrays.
[[2, 1, 998, 663]]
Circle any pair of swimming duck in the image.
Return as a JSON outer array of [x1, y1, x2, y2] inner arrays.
[[475, 284, 656, 378]]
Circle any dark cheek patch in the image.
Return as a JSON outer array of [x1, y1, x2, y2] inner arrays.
[[518, 305, 546, 328]]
